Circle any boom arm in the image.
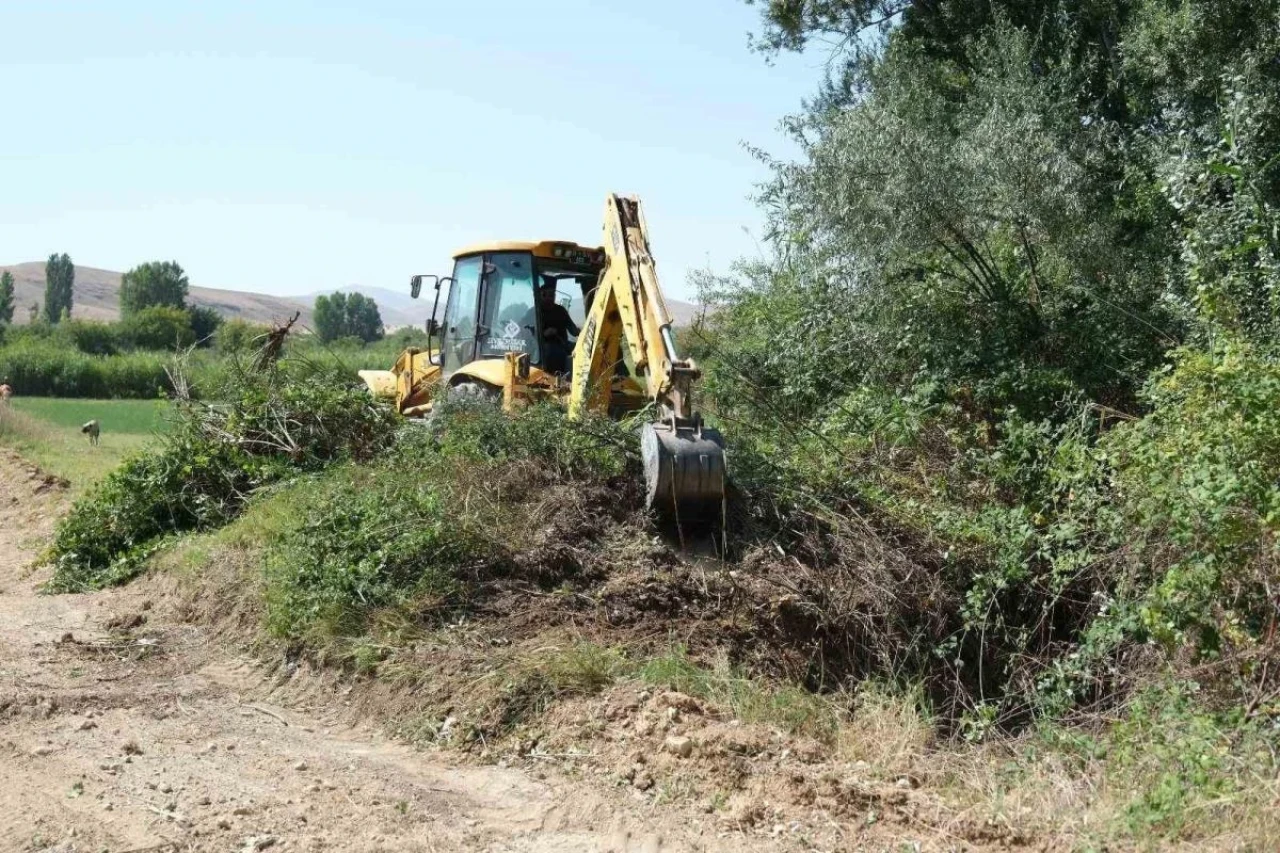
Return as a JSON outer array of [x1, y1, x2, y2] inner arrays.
[[568, 194, 700, 421], [568, 194, 726, 522]]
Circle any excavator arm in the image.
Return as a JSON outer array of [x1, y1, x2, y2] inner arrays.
[[569, 194, 727, 522]]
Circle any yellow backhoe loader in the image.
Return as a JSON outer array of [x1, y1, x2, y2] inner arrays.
[[359, 194, 726, 523]]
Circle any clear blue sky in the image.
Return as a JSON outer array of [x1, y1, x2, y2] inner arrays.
[[0, 1, 817, 302]]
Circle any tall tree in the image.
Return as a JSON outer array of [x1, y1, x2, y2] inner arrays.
[[728, 0, 1280, 416], [313, 292, 346, 342], [346, 293, 384, 343], [313, 291, 384, 343], [187, 304, 223, 346], [43, 253, 74, 323], [119, 261, 189, 315], [0, 270, 14, 324]]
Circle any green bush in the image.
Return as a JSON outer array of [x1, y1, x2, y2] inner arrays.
[[260, 399, 637, 640], [119, 306, 196, 351], [263, 469, 474, 638], [61, 320, 123, 355], [215, 318, 270, 354], [47, 365, 400, 590], [1104, 341, 1280, 653], [188, 305, 223, 347], [0, 322, 56, 347], [0, 341, 172, 398], [49, 427, 271, 590], [425, 395, 635, 480], [1041, 679, 1278, 840]]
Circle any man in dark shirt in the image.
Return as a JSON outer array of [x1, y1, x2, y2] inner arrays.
[[537, 281, 579, 374]]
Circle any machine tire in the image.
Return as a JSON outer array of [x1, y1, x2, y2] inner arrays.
[[445, 379, 501, 405]]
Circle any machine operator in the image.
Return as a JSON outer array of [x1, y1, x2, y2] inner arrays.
[[536, 279, 579, 374]]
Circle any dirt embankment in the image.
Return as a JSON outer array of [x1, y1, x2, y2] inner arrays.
[[0, 449, 805, 853], [0, 447, 1037, 853]]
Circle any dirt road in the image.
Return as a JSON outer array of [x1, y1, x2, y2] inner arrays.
[[0, 450, 797, 853]]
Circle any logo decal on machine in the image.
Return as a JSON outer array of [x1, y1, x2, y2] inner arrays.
[[492, 319, 527, 352]]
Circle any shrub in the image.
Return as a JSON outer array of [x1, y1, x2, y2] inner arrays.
[[119, 306, 196, 351], [425, 395, 635, 480], [0, 341, 172, 398], [260, 398, 638, 640], [0, 322, 56, 347], [48, 365, 400, 590], [188, 305, 223, 347], [263, 469, 474, 639], [61, 320, 123, 355], [49, 426, 269, 590], [215, 318, 270, 354], [1104, 341, 1280, 654]]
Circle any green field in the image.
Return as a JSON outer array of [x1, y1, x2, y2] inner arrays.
[[9, 397, 173, 434], [0, 398, 172, 489]]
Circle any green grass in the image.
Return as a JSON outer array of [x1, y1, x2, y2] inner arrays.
[[8, 397, 173, 434], [0, 398, 171, 489]]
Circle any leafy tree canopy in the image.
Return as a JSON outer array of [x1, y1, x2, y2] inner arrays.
[[120, 261, 189, 316], [119, 305, 196, 351], [313, 291, 384, 344]]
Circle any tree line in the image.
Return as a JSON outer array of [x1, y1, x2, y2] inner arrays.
[[1, 256, 386, 347], [689, 0, 1280, 725]]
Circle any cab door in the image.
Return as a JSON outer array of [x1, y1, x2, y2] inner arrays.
[[477, 252, 540, 365], [439, 255, 484, 375]]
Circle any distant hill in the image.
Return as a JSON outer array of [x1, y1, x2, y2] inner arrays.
[[0, 262, 313, 328], [0, 262, 705, 333]]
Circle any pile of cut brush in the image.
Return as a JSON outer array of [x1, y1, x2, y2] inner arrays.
[[47, 355, 399, 591]]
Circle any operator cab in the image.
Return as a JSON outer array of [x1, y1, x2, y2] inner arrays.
[[414, 241, 604, 380]]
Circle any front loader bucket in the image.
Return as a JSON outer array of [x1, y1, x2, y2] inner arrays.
[[358, 369, 398, 399], [641, 421, 726, 525]]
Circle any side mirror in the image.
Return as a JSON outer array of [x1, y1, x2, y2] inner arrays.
[[410, 274, 438, 300]]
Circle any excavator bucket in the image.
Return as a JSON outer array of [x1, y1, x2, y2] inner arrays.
[[641, 421, 727, 524]]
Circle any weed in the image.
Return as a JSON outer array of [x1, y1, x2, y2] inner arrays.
[[640, 646, 838, 740], [520, 642, 631, 696], [262, 467, 473, 640], [1101, 682, 1269, 840], [260, 399, 638, 642], [474, 642, 632, 740]]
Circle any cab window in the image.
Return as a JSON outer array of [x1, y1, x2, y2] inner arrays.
[[442, 255, 483, 370], [478, 252, 540, 363]]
